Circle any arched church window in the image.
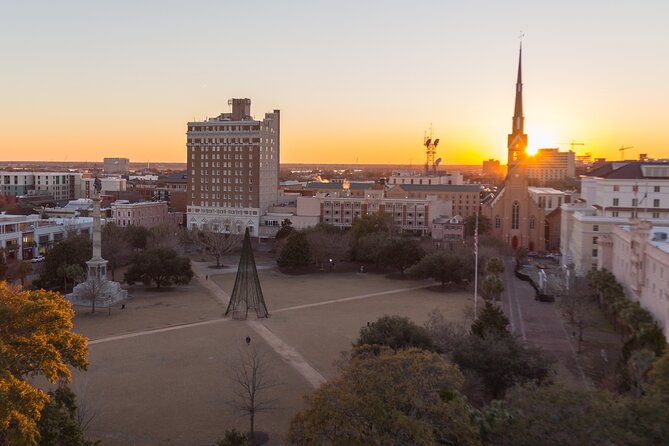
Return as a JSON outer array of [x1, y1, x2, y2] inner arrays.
[[495, 215, 501, 228], [529, 216, 535, 230], [512, 202, 520, 230]]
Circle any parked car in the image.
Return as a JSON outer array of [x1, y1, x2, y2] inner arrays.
[[30, 255, 45, 263]]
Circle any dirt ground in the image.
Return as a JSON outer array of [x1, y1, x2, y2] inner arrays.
[[68, 269, 470, 445]]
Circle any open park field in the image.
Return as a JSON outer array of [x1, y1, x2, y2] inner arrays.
[[68, 265, 472, 445]]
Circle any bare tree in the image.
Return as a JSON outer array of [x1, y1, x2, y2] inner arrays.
[[192, 222, 242, 268], [556, 266, 591, 352], [102, 222, 131, 281], [73, 376, 99, 433], [228, 345, 279, 444], [77, 275, 111, 314], [148, 222, 185, 251]]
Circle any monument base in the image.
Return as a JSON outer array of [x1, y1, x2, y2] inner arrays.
[[66, 278, 128, 308]]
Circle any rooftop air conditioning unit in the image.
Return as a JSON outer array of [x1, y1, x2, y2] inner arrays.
[[653, 232, 668, 242]]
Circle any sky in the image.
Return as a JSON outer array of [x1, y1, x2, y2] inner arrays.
[[1, 1, 668, 165]]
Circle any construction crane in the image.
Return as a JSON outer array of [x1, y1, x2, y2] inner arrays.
[[619, 145, 633, 160], [559, 140, 585, 152]]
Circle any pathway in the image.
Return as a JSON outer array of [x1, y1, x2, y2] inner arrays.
[[501, 258, 590, 387]]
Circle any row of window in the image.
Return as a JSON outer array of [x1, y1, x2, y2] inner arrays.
[[612, 197, 661, 207], [613, 185, 661, 192], [189, 125, 261, 132]]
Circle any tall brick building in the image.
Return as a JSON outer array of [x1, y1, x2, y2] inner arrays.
[[186, 99, 280, 236]]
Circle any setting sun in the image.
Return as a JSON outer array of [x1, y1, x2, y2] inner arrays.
[[526, 147, 538, 156]]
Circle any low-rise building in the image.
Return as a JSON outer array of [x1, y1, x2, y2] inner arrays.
[[431, 215, 465, 241], [111, 201, 181, 228], [386, 184, 480, 218], [0, 214, 93, 260], [561, 161, 669, 275], [599, 221, 669, 338]]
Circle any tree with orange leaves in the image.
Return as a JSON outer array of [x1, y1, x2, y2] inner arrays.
[[0, 283, 88, 445]]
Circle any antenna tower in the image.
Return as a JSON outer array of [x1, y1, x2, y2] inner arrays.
[[423, 125, 440, 175]]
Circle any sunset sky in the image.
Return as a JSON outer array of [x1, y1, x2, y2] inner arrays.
[[1, 1, 668, 165]]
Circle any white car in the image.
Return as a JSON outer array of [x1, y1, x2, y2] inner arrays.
[[30, 255, 45, 263]]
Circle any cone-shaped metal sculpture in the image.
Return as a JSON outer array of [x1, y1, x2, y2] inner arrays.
[[225, 228, 269, 320]]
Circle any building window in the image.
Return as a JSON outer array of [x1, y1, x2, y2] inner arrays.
[[613, 198, 619, 206], [593, 236, 598, 244], [495, 215, 501, 228], [511, 202, 520, 230], [612, 211, 619, 217], [654, 199, 660, 207], [654, 186, 660, 192], [613, 185, 620, 191], [593, 225, 599, 232], [529, 216, 535, 229], [592, 248, 598, 257], [632, 198, 638, 207], [653, 212, 660, 219]]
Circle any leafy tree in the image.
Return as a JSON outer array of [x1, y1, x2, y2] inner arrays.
[[0, 283, 88, 445], [482, 385, 623, 446], [515, 246, 528, 264], [353, 232, 388, 268], [305, 225, 351, 267], [649, 348, 669, 397], [481, 275, 505, 301], [36, 234, 91, 290], [408, 249, 474, 287], [471, 301, 510, 339], [464, 214, 491, 237], [277, 232, 311, 268], [483, 383, 669, 446], [124, 247, 193, 288], [452, 334, 553, 401], [274, 219, 294, 241], [124, 224, 150, 251], [350, 213, 392, 240], [228, 346, 278, 444], [37, 387, 96, 446], [18, 260, 32, 287], [381, 237, 424, 275], [485, 256, 505, 276], [216, 429, 249, 446], [101, 222, 131, 280], [355, 315, 436, 352], [57, 263, 85, 293], [287, 348, 481, 446]]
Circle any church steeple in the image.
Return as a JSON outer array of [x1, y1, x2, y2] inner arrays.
[[507, 43, 528, 170], [513, 45, 524, 132]]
